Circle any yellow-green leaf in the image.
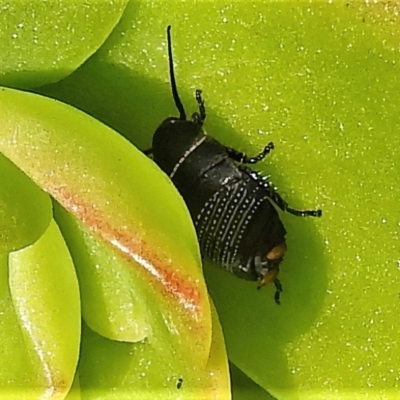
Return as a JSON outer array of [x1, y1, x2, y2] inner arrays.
[[0, 220, 80, 398], [0, 0, 129, 88], [36, 1, 400, 398], [0, 86, 211, 364], [0, 152, 52, 253], [78, 299, 230, 400]]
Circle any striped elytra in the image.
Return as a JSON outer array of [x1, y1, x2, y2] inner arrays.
[[147, 26, 322, 304]]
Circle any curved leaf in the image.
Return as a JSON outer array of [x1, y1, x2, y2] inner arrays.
[[0, 220, 80, 398], [65, 374, 81, 400], [36, 1, 400, 398], [78, 299, 230, 400], [0, 87, 212, 364], [0, 152, 52, 253], [0, 0, 129, 88]]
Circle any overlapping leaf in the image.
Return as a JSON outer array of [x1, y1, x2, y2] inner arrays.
[[0, 220, 80, 399], [0, 153, 52, 253], [36, 1, 400, 398], [0, 86, 229, 398], [0, 0, 128, 88]]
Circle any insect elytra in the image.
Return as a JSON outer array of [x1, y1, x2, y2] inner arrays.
[[147, 26, 322, 304]]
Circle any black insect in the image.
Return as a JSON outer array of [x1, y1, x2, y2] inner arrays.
[[147, 26, 322, 304]]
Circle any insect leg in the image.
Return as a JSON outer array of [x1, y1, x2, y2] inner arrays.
[[274, 279, 283, 305], [191, 89, 206, 125], [254, 256, 263, 276], [268, 189, 322, 217], [226, 142, 274, 164], [240, 166, 322, 217]]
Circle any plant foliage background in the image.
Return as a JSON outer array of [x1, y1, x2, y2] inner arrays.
[[0, 0, 399, 399]]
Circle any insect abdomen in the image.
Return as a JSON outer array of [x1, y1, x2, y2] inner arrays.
[[194, 170, 286, 279]]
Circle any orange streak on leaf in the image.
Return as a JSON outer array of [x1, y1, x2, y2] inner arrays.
[[51, 184, 203, 319]]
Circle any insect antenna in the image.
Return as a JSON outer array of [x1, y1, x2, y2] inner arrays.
[[167, 26, 187, 120]]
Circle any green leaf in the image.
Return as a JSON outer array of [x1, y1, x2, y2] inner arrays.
[[0, 220, 80, 398], [78, 300, 230, 399], [0, 152, 52, 253], [0, 0, 129, 88], [230, 362, 276, 400], [0, 253, 32, 398], [0, 86, 212, 362], [53, 201, 149, 343], [36, 1, 400, 398], [65, 374, 81, 400]]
